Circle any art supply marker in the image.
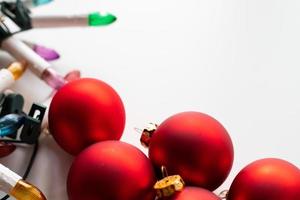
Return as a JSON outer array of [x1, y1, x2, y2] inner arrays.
[[0, 113, 25, 137], [23, 41, 60, 61], [3, 0, 53, 7], [0, 164, 47, 200], [32, 0, 53, 6], [0, 62, 26, 93], [0, 142, 16, 158], [1, 35, 66, 89], [31, 12, 117, 28]]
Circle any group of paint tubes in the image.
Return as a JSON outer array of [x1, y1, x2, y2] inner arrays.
[[0, 0, 116, 92], [0, 0, 117, 199]]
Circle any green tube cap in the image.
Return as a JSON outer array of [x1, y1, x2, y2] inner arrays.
[[88, 12, 117, 26]]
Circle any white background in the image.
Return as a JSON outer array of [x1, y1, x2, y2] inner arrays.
[[1, 0, 300, 199]]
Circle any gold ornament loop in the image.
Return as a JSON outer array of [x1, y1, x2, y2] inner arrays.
[[161, 166, 168, 178]]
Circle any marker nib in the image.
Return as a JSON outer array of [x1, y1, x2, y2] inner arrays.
[[33, 0, 53, 6], [33, 45, 60, 61], [11, 180, 47, 200], [88, 12, 117, 26]]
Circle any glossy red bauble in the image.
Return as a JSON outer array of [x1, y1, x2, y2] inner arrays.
[[49, 78, 125, 155], [67, 141, 156, 200], [227, 158, 300, 200], [170, 187, 219, 200], [149, 111, 234, 190]]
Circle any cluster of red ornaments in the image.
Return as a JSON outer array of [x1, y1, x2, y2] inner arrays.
[[48, 78, 300, 200]]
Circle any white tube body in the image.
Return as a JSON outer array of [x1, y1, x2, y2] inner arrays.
[[0, 69, 15, 93], [1, 36, 51, 77], [0, 164, 21, 194], [32, 15, 88, 28]]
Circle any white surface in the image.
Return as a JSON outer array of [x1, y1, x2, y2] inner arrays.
[[1, 0, 300, 199]]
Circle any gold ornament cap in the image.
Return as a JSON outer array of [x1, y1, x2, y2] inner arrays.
[[154, 175, 185, 198], [140, 123, 158, 147], [10, 180, 47, 200]]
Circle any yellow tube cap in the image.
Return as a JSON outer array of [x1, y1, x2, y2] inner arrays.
[[10, 180, 47, 200], [7, 62, 27, 80]]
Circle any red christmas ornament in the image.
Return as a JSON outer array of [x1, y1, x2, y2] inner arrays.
[[148, 111, 234, 190], [170, 187, 220, 200], [48, 78, 125, 155], [67, 141, 156, 200], [227, 158, 300, 200]]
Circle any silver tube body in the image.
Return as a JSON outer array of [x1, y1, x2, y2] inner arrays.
[[0, 164, 21, 194], [32, 15, 88, 28], [1, 36, 50, 77]]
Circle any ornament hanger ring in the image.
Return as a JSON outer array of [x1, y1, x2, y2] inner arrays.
[[219, 190, 228, 199], [161, 166, 168, 178]]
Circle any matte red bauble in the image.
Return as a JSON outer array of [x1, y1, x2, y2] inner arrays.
[[67, 141, 156, 200], [227, 158, 300, 200], [48, 78, 125, 155], [149, 111, 234, 190], [170, 187, 219, 200]]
